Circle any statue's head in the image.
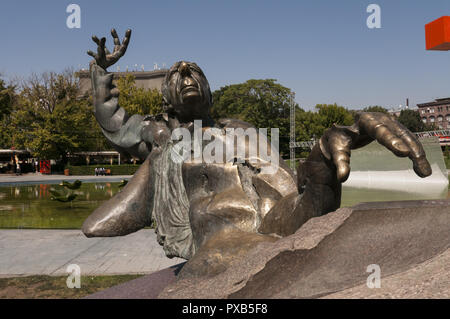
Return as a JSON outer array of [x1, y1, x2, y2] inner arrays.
[[161, 61, 212, 121]]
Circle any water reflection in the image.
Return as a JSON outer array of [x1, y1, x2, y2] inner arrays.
[[0, 180, 448, 229], [0, 182, 121, 229], [341, 186, 449, 207]]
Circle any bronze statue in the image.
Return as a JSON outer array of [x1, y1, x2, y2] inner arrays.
[[82, 29, 432, 278]]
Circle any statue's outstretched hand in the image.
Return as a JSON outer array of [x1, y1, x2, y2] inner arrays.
[[320, 112, 432, 183], [87, 28, 131, 70]]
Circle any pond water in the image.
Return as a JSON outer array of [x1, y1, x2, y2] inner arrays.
[[0, 182, 121, 229], [340, 186, 449, 207], [0, 182, 448, 229]]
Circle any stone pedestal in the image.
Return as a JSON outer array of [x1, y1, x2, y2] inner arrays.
[[88, 200, 450, 299]]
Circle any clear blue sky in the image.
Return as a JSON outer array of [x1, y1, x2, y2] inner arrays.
[[1, 0, 450, 110]]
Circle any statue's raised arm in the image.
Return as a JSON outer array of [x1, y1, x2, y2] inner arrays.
[[87, 29, 151, 160], [82, 29, 158, 239]]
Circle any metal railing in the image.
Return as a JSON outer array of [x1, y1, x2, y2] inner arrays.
[[414, 130, 450, 138]]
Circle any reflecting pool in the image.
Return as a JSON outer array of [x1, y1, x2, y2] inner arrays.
[[0, 182, 121, 229], [0, 181, 448, 229], [341, 186, 449, 207]]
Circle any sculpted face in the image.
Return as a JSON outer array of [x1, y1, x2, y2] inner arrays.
[[162, 61, 212, 120]]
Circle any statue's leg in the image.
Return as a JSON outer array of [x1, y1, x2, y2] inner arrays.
[[82, 155, 153, 237], [259, 146, 342, 237], [178, 186, 278, 278], [178, 226, 278, 279]]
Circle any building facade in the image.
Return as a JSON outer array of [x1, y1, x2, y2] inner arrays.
[[417, 97, 450, 129]]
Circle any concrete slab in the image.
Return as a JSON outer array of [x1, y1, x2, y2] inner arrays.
[[0, 229, 184, 277]]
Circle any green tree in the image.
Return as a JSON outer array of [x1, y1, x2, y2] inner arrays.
[[211, 79, 295, 155], [396, 109, 434, 133], [315, 104, 354, 129], [294, 104, 354, 144], [294, 108, 323, 142], [11, 70, 99, 163], [363, 105, 389, 114], [0, 77, 16, 148], [116, 74, 164, 116]]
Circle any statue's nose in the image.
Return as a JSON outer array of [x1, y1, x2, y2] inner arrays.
[[183, 76, 195, 87], [179, 62, 190, 76]]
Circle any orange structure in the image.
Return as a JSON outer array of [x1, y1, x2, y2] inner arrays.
[[425, 16, 450, 51], [39, 160, 51, 174]]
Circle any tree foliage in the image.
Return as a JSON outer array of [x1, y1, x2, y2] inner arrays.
[[0, 77, 16, 148], [294, 104, 354, 143], [397, 109, 435, 133], [211, 79, 362, 155], [4, 68, 431, 164], [3, 71, 165, 162], [116, 74, 163, 116], [211, 79, 295, 155], [315, 104, 354, 128], [0, 78, 15, 118], [10, 70, 99, 162], [363, 105, 389, 114]]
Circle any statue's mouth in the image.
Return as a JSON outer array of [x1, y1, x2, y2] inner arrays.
[[181, 85, 198, 94], [181, 85, 200, 101]]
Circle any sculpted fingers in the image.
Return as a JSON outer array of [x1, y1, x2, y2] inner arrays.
[[359, 113, 432, 178], [89, 35, 106, 66], [329, 132, 352, 182], [374, 123, 410, 157], [358, 113, 410, 157], [96, 37, 106, 61], [124, 29, 132, 43], [411, 156, 432, 177], [390, 124, 432, 178], [91, 35, 101, 46], [87, 50, 96, 59], [321, 127, 352, 182], [111, 28, 121, 51], [390, 122, 425, 158], [119, 29, 132, 55], [88, 29, 130, 69], [110, 29, 131, 60]]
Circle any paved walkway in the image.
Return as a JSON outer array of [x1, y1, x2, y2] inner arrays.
[[0, 173, 133, 186], [0, 229, 184, 277]]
